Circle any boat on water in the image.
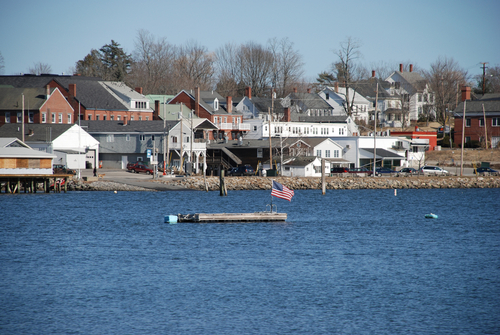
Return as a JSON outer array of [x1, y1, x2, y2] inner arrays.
[[425, 213, 438, 219]]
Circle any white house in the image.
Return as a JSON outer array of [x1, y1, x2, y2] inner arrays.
[[281, 156, 330, 177], [0, 124, 99, 172], [320, 86, 371, 124], [244, 119, 352, 140]]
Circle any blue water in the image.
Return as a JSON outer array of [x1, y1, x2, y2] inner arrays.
[[1, 188, 499, 334]]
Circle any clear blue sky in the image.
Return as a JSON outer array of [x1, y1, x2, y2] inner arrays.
[[1, 0, 499, 83]]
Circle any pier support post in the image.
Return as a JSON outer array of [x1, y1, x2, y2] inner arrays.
[[219, 169, 227, 196], [321, 159, 326, 195]]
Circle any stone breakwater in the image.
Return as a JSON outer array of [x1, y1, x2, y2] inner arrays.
[[164, 176, 500, 191], [68, 180, 151, 191]]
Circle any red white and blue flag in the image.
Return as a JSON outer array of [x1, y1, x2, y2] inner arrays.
[[271, 180, 294, 201]]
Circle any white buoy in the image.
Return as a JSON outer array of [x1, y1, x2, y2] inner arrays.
[[114, 190, 117, 194], [394, 189, 397, 196]]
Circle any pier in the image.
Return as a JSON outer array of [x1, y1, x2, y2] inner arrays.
[[0, 174, 72, 194], [176, 212, 287, 223]]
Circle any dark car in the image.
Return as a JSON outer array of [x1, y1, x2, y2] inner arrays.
[[129, 163, 154, 175], [475, 167, 499, 175], [375, 167, 395, 176], [53, 164, 76, 175], [228, 165, 255, 176], [348, 167, 373, 176], [398, 167, 417, 176], [331, 167, 349, 174]]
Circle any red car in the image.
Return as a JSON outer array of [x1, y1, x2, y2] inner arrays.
[[128, 163, 154, 175]]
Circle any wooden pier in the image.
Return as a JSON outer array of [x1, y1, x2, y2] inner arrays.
[[0, 174, 72, 194], [176, 212, 287, 223]]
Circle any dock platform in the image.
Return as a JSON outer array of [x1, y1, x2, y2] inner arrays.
[[175, 212, 287, 223]]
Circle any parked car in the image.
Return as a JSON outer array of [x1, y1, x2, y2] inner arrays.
[[53, 164, 76, 175], [421, 166, 448, 175], [348, 167, 373, 176], [375, 167, 395, 176], [126, 162, 139, 170], [129, 163, 154, 175], [398, 167, 418, 176], [228, 165, 255, 176], [331, 167, 349, 174], [475, 167, 498, 175], [226, 167, 238, 176]]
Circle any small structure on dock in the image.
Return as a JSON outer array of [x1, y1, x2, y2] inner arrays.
[[171, 212, 287, 223]]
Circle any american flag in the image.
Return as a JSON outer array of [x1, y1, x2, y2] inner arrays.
[[271, 180, 294, 201]]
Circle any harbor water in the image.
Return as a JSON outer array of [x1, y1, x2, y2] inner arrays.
[[1, 188, 499, 334]]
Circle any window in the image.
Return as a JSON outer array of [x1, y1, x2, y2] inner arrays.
[[103, 115, 107, 120], [110, 116, 114, 120], [87, 115, 92, 120], [171, 136, 177, 143], [316, 150, 322, 157], [146, 116, 149, 121], [29, 112, 34, 123], [253, 126, 257, 131], [325, 150, 331, 158], [466, 118, 471, 127], [107, 134, 114, 142], [67, 113, 72, 124], [139, 135, 146, 141], [334, 150, 340, 158], [58, 113, 63, 123], [5, 112, 10, 123], [17, 112, 22, 123], [326, 93, 329, 100], [41, 113, 46, 123], [130, 116, 134, 121], [117, 116, 121, 121], [493, 117, 500, 126], [138, 116, 142, 121], [52, 113, 56, 123], [479, 119, 484, 127], [95, 115, 99, 121], [465, 136, 471, 143], [151, 135, 155, 140]]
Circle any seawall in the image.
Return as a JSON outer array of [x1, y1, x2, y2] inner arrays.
[[162, 176, 500, 191]]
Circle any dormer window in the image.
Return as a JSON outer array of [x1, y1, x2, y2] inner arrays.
[[214, 98, 219, 111], [134, 101, 147, 109]]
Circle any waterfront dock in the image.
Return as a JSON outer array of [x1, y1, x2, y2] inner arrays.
[[176, 212, 287, 223], [0, 174, 72, 193]]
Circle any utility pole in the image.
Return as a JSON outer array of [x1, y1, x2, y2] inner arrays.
[[372, 83, 378, 177], [269, 88, 274, 172], [481, 62, 488, 95]]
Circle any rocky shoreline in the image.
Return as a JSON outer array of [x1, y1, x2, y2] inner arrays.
[[68, 175, 500, 192]]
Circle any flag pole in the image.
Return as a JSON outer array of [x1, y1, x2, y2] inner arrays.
[[270, 179, 273, 212]]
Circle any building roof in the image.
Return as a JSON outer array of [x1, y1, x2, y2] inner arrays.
[[0, 74, 141, 111], [208, 138, 282, 149], [0, 147, 56, 159], [0, 137, 31, 148], [0, 87, 50, 111], [361, 148, 404, 159], [79, 120, 178, 133], [0, 123, 74, 142], [354, 78, 393, 99], [454, 95, 500, 117], [288, 92, 332, 110]]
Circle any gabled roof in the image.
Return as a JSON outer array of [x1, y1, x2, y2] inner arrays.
[[353, 78, 393, 99], [0, 123, 74, 142], [454, 97, 500, 117], [386, 71, 427, 92], [79, 120, 178, 133], [361, 148, 404, 159], [0, 147, 56, 159], [287, 92, 332, 110], [0, 87, 50, 110], [250, 96, 276, 114], [0, 137, 31, 148], [0, 75, 140, 111]]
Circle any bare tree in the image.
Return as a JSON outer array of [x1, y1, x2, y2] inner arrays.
[[237, 42, 274, 97], [0, 51, 4, 74], [174, 40, 215, 91], [129, 29, 177, 94], [423, 56, 468, 125], [268, 37, 304, 98], [28, 62, 52, 75], [215, 43, 243, 97], [332, 37, 365, 116]]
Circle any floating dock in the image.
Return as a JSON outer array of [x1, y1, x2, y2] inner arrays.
[[172, 212, 287, 223]]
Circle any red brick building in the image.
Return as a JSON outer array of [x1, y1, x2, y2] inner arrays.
[[0, 86, 74, 126], [454, 87, 500, 148], [390, 127, 438, 151], [168, 88, 248, 141]]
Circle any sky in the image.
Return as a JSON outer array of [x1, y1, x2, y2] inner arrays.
[[1, 0, 499, 84]]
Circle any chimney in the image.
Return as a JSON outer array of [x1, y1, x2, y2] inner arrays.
[[284, 107, 291, 122], [372, 70, 376, 78], [293, 87, 297, 93], [399, 64, 403, 72], [195, 87, 200, 116], [334, 82, 339, 93], [245, 87, 252, 99], [69, 83, 76, 97], [410, 64, 413, 72], [123, 116, 127, 125], [135, 87, 143, 95], [307, 88, 311, 93], [46, 85, 50, 97], [154, 100, 160, 119], [461, 86, 471, 102], [226, 96, 232, 114]]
